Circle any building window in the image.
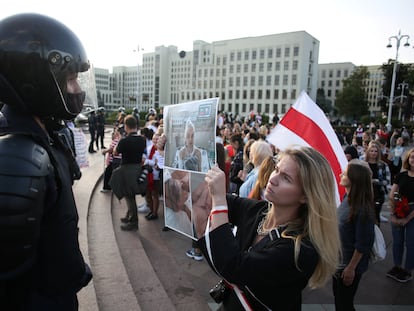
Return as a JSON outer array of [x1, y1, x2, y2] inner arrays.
[[237, 64, 241, 73], [236, 77, 241, 87], [236, 90, 240, 99], [267, 62, 272, 71], [229, 90, 233, 99], [258, 76, 263, 86], [244, 64, 249, 73], [266, 90, 271, 99], [243, 90, 247, 99], [284, 47, 290, 57], [260, 49, 265, 59], [292, 60, 298, 70], [268, 48, 273, 58], [274, 89, 279, 99], [251, 63, 256, 72], [252, 50, 257, 60], [275, 62, 280, 71], [292, 74, 297, 85], [293, 46, 299, 56], [276, 48, 281, 58], [237, 52, 242, 61], [282, 89, 287, 99], [244, 51, 249, 60], [291, 89, 296, 99], [283, 75, 288, 85], [284, 61, 289, 71], [274, 75, 280, 86], [250, 90, 255, 99], [258, 90, 263, 99], [337, 70, 341, 78], [243, 76, 248, 87], [259, 63, 264, 72], [251, 76, 255, 86], [265, 103, 270, 113], [266, 75, 272, 86]]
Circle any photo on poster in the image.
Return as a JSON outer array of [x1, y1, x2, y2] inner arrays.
[[163, 168, 193, 238], [163, 98, 218, 238], [163, 168, 212, 240], [164, 98, 219, 173]]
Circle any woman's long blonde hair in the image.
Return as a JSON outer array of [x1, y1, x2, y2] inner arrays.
[[268, 147, 340, 289]]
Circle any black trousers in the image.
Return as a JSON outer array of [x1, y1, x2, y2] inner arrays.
[[332, 271, 362, 311]]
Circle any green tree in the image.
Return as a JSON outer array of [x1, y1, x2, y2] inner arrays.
[[316, 88, 333, 114], [335, 66, 369, 120]]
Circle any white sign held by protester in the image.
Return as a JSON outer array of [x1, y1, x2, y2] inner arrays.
[[163, 98, 219, 239]]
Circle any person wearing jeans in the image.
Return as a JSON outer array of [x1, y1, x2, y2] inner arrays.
[[386, 148, 414, 283]]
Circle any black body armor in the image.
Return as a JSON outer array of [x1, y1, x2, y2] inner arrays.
[[0, 134, 52, 280]]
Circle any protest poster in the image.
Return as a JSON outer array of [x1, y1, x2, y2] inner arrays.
[[163, 98, 218, 239]]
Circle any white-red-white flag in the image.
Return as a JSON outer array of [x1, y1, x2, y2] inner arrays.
[[267, 90, 347, 205]]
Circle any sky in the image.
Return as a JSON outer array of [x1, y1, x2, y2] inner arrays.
[[1, 0, 414, 70]]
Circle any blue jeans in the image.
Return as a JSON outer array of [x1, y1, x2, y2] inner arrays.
[[391, 217, 414, 271]]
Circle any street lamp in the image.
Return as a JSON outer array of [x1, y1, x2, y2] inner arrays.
[[386, 31, 410, 131], [133, 45, 144, 109]]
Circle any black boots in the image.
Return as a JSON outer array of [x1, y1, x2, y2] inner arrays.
[[121, 221, 138, 231]]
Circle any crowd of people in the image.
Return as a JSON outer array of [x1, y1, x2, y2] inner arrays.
[[97, 105, 414, 310]]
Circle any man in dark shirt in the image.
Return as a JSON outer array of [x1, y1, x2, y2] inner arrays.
[[110, 115, 147, 230]]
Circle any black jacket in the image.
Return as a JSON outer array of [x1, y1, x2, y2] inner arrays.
[[0, 106, 91, 309], [198, 195, 319, 311]]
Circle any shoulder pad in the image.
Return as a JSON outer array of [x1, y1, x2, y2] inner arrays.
[[0, 134, 51, 177]]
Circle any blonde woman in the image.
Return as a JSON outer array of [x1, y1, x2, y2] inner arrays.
[[198, 147, 340, 310], [248, 155, 276, 200], [363, 141, 391, 224], [239, 139, 273, 198]]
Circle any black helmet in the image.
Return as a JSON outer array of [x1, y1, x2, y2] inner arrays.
[[0, 13, 90, 119], [133, 107, 139, 113]]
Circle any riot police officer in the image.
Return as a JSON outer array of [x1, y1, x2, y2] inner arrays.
[[0, 13, 92, 310]]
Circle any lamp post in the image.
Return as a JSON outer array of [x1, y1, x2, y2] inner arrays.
[[386, 31, 410, 132], [133, 45, 144, 109]]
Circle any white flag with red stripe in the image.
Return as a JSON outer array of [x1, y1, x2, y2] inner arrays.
[[267, 90, 347, 205]]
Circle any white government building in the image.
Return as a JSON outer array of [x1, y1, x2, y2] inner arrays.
[[93, 31, 390, 119]]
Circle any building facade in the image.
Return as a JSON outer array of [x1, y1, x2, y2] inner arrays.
[[139, 31, 320, 119]]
